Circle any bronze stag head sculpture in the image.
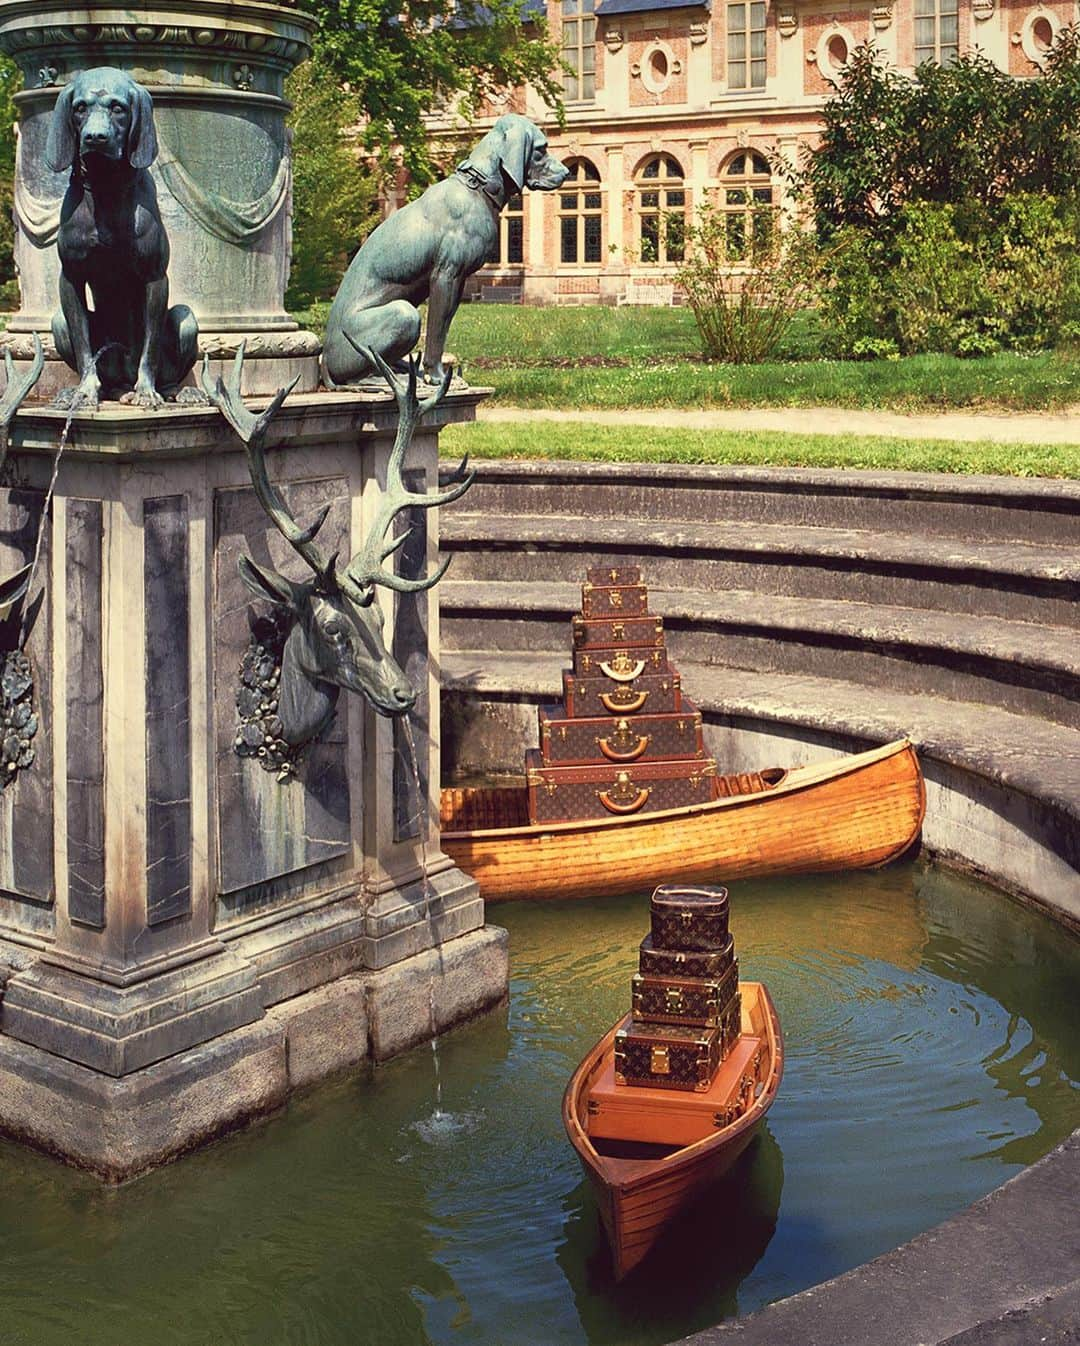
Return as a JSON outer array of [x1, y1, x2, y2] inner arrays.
[[203, 346, 472, 754]]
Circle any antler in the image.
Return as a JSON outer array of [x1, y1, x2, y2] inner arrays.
[[0, 334, 45, 460], [339, 345, 474, 604], [199, 345, 337, 587]]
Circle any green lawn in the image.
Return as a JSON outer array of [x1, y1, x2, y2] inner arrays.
[[441, 421, 1080, 478], [292, 302, 1080, 412]]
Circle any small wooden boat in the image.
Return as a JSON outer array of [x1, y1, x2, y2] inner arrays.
[[563, 980, 784, 1280], [441, 738, 924, 903]]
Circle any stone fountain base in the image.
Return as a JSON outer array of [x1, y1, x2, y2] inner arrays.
[[0, 387, 505, 1179]]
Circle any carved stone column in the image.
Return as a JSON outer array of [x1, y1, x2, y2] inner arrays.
[[0, 0, 321, 394]]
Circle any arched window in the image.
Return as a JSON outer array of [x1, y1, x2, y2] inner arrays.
[[914, 0, 959, 66], [720, 150, 774, 260], [562, 0, 596, 102], [635, 154, 685, 266], [488, 193, 524, 265], [559, 159, 603, 265]]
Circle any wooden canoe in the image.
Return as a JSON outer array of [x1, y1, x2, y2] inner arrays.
[[440, 738, 925, 903], [563, 981, 784, 1281]]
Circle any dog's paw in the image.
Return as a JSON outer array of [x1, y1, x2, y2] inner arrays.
[[172, 386, 211, 407], [120, 386, 166, 410], [52, 383, 99, 412]]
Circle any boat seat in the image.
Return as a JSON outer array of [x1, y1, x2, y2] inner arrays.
[[586, 1032, 763, 1149]]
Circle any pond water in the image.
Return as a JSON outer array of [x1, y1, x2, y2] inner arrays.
[[1, 861, 1078, 1346]]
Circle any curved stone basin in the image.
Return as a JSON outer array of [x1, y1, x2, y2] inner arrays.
[[0, 860, 1075, 1344]]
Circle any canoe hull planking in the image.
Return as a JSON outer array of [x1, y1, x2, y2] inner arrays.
[[443, 739, 925, 903]]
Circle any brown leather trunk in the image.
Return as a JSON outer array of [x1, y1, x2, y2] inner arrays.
[[638, 932, 736, 980], [563, 668, 681, 719], [526, 751, 716, 823], [613, 1014, 737, 1092], [537, 701, 705, 767], [581, 582, 649, 618], [572, 613, 664, 649], [586, 564, 642, 587], [650, 884, 731, 951], [631, 964, 739, 1027], [571, 645, 671, 678]]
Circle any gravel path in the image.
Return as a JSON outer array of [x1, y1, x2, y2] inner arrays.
[[477, 404, 1080, 444]]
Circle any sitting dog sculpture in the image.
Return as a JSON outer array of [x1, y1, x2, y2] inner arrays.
[[46, 67, 198, 409], [322, 114, 568, 387]]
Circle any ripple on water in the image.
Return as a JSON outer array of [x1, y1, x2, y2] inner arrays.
[[0, 862, 1076, 1346]]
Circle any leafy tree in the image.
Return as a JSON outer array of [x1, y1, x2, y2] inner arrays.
[[297, 0, 564, 185], [286, 61, 378, 307], [800, 35, 1080, 238]]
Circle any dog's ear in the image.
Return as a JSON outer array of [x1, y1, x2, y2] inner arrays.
[[492, 115, 532, 194], [128, 81, 158, 169], [45, 83, 77, 173]]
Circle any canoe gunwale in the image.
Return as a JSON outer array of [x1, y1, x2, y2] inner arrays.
[[441, 738, 922, 846]]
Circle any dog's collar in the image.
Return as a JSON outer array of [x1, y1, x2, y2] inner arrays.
[[455, 163, 505, 208]]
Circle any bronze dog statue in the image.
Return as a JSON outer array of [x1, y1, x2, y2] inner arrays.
[[46, 67, 198, 409], [322, 115, 568, 387]]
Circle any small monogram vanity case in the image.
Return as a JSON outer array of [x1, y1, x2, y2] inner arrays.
[[572, 612, 664, 649], [537, 702, 706, 767], [525, 751, 717, 822], [613, 1015, 725, 1092], [638, 932, 736, 980], [562, 668, 682, 719], [631, 964, 739, 1027], [650, 884, 730, 951]]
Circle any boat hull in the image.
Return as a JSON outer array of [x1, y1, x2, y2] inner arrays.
[[564, 982, 784, 1280], [443, 739, 924, 903]]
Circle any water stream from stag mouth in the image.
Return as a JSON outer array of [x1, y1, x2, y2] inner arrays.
[[401, 714, 480, 1143], [16, 397, 79, 649]]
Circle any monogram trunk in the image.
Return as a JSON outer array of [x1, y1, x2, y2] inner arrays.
[[537, 701, 706, 767], [631, 963, 739, 1027], [580, 581, 649, 618], [525, 751, 717, 823], [570, 645, 672, 678], [613, 1014, 728, 1092], [571, 612, 665, 650], [562, 668, 682, 719]]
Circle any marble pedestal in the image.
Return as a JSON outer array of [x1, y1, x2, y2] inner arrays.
[[0, 0, 321, 395], [0, 387, 508, 1179]]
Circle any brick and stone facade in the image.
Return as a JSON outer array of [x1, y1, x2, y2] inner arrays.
[[449, 0, 1076, 304]]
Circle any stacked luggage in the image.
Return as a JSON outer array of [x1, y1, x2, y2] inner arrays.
[[615, 884, 741, 1091], [526, 566, 718, 824]]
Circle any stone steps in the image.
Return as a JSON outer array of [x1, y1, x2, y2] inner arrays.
[[441, 512, 1080, 627], [440, 579, 1080, 729], [443, 460, 1080, 544]]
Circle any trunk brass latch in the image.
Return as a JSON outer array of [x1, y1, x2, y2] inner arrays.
[[650, 1045, 671, 1074], [664, 987, 684, 1013]]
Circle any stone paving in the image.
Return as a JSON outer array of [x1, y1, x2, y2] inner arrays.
[[479, 404, 1080, 444]]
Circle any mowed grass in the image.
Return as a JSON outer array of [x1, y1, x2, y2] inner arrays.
[[441, 420, 1080, 478], [292, 302, 1080, 412]]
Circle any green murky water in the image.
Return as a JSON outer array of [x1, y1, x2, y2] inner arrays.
[[1, 861, 1077, 1346]]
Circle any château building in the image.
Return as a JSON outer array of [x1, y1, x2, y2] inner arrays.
[[458, 0, 1073, 303]]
